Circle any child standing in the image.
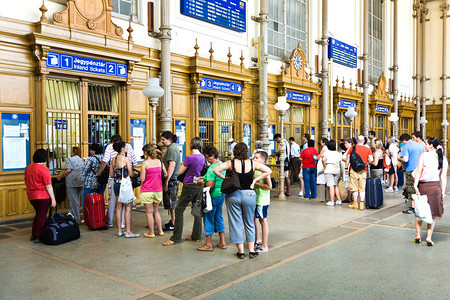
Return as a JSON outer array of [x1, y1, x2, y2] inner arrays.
[[253, 151, 272, 253], [140, 144, 167, 238]]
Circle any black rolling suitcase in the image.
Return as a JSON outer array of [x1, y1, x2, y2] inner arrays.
[[365, 178, 383, 209], [43, 208, 80, 245]]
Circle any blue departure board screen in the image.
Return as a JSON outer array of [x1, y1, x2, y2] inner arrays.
[[181, 0, 246, 33], [328, 37, 357, 68]]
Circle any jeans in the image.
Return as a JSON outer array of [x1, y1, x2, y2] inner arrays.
[[302, 168, 317, 198], [170, 184, 203, 243], [203, 194, 225, 236], [225, 189, 257, 244]]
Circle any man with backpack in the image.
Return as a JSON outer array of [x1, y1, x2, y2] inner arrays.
[[96, 135, 138, 227], [345, 135, 373, 210]]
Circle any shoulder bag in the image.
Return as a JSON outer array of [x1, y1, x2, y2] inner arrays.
[[93, 156, 109, 185], [118, 157, 136, 204], [220, 160, 241, 194]]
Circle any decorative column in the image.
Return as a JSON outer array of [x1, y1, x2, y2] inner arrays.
[[391, 0, 399, 138], [421, 3, 429, 136], [362, 0, 369, 137], [40, 74, 47, 149], [252, 0, 270, 152], [316, 0, 329, 138], [441, 2, 449, 155], [414, 0, 422, 131], [158, 0, 172, 133]]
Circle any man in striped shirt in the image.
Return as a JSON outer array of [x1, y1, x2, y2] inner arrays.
[[96, 134, 138, 227]]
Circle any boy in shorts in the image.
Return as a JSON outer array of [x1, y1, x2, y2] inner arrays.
[[253, 151, 272, 253]]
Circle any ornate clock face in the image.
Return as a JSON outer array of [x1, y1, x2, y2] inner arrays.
[[293, 52, 303, 71]]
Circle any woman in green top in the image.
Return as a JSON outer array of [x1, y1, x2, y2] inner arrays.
[[196, 146, 227, 251]]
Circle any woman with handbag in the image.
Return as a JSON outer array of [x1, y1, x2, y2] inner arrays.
[[140, 144, 167, 238], [322, 140, 342, 206], [370, 139, 384, 182], [196, 145, 227, 251], [213, 142, 272, 259], [25, 149, 57, 243], [110, 141, 139, 238], [163, 137, 205, 246], [413, 137, 448, 246]]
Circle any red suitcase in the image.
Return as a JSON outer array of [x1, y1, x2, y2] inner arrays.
[[84, 193, 106, 230]]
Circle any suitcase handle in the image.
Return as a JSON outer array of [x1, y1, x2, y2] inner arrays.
[[48, 205, 58, 217]]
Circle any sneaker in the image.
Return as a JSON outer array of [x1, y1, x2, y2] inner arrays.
[[394, 186, 398, 192], [163, 221, 174, 231], [326, 201, 335, 206], [298, 191, 304, 197], [336, 201, 342, 205], [402, 207, 415, 214], [385, 188, 394, 193], [107, 223, 114, 228]]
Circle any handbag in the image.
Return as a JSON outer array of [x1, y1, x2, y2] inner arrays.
[[412, 194, 433, 224], [118, 157, 136, 204], [191, 187, 204, 218], [203, 186, 212, 212], [220, 160, 241, 194], [52, 177, 66, 204], [317, 157, 324, 174], [131, 169, 141, 189]]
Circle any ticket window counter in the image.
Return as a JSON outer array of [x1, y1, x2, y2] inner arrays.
[[282, 105, 306, 143], [46, 78, 120, 174], [373, 115, 387, 142], [198, 96, 236, 159], [333, 110, 351, 141], [399, 117, 413, 136]]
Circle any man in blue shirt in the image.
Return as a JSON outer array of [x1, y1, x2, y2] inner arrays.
[[398, 133, 425, 214]]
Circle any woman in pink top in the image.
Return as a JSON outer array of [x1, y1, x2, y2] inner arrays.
[[413, 137, 448, 246], [140, 144, 167, 238]]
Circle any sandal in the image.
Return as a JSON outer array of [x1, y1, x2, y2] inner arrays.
[[157, 232, 165, 236], [163, 240, 179, 246], [216, 243, 228, 249], [185, 236, 201, 242], [197, 244, 214, 251], [236, 252, 245, 259], [144, 233, 156, 238]]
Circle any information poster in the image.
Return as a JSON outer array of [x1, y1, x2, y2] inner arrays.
[[2, 113, 30, 171], [130, 119, 146, 163], [175, 120, 186, 162], [268, 125, 275, 155], [243, 124, 251, 157]]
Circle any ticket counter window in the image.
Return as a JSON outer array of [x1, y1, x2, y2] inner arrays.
[[400, 118, 412, 135], [197, 96, 235, 158], [46, 79, 81, 174], [282, 106, 305, 141], [373, 115, 386, 141], [88, 83, 119, 148], [335, 111, 351, 141]]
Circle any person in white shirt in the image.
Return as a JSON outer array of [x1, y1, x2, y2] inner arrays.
[[228, 138, 237, 160], [96, 135, 138, 228], [385, 137, 399, 192], [289, 137, 301, 184]]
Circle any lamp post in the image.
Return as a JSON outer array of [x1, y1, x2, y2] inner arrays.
[[344, 106, 358, 138], [142, 78, 164, 145], [419, 117, 428, 135], [388, 112, 399, 139], [274, 96, 290, 201]]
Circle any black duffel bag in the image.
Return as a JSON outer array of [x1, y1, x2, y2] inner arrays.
[[43, 207, 80, 245]]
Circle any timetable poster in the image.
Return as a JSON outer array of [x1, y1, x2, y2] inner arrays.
[[130, 119, 146, 163], [243, 124, 251, 157], [175, 120, 186, 162], [2, 113, 30, 171], [268, 125, 275, 155]]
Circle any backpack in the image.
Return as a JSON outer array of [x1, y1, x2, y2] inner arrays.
[[350, 146, 365, 172], [93, 156, 109, 185]]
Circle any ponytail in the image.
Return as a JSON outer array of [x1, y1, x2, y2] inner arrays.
[[428, 137, 444, 170]]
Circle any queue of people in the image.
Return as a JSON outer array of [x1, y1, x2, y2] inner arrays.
[[24, 130, 447, 249]]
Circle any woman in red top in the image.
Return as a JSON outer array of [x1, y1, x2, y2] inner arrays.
[[25, 149, 57, 243], [300, 140, 319, 199]]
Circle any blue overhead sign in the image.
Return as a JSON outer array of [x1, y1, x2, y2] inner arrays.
[[46, 52, 127, 78], [181, 0, 246, 32], [286, 91, 311, 103], [375, 106, 389, 113], [328, 37, 357, 68], [338, 100, 357, 108], [199, 78, 242, 94]]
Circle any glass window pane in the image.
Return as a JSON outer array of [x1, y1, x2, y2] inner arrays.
[[198, 97, 213, 118], [217, 99, 235, 120]]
